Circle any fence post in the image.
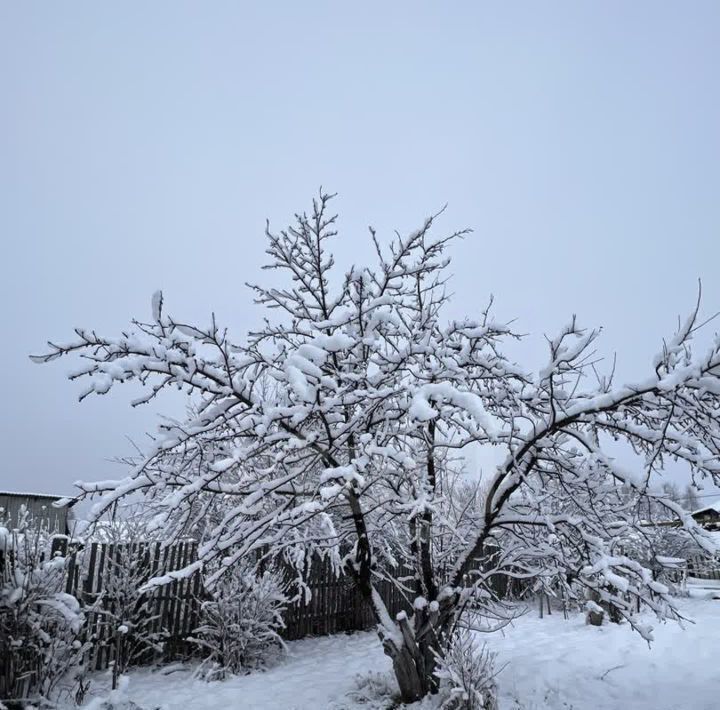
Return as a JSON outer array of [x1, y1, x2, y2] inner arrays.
[[50, 535, 68, 558]]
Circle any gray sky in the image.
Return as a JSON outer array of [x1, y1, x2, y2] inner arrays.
[[1, 2, 719, 499]]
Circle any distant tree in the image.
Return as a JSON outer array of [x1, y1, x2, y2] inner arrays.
[[33, 194, 720, 703], [662, 482, 681, 503], [682, 484, 701, 512]]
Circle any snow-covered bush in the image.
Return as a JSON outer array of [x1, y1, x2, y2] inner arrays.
[[0, 516, 89, 703], [434, 630, 498, 710], [191, 564, 287, 679], [67, 517, 193, 688], [90, 542, 168, 690], [75, 516, 181, 688]]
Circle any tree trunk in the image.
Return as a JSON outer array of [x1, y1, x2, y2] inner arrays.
[[388, 642, 426, 703], [380, 609, 448, 704]]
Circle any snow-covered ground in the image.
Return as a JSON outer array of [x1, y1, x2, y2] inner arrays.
[[75, 596, 720, 710], [490, 594, 720, 710]]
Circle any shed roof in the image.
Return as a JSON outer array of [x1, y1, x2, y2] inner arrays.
[[692, 498, 720, 517], [0, 491, 77, 506]]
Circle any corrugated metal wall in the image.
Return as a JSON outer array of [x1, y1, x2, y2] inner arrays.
[[0, 493, 70, 533]]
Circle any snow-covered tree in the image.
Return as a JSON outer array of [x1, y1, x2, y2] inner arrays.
[[661, 482, 681, 505], [33, 193, 720, 702]]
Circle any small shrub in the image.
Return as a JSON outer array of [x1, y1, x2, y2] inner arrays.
[[88, 543, 168, 689], [191, 564, 287, 679], [434, 629, 499, 710], [83, 675, 159, 710], [0, 515, 89, 704], [339, 670, 399, 709]]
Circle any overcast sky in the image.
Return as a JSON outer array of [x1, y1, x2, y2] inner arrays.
[[1, 2, 719, 501]]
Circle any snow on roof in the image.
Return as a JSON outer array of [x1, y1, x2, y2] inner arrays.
[[0, 491, 78, 505], [692, 498, 720, 516]]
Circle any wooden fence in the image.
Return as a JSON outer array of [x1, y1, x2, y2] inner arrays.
[[6, 536, 530, 679], [51, 537, 202, 670], [49, 539, 531, 651], [48, 539, 415, 668], [687, 555, 720, 580], [281, 555, 413, 640], [7, 536, 717, 685]]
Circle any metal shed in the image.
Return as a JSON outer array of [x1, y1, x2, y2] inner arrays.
[[0, 490, 77, 534]]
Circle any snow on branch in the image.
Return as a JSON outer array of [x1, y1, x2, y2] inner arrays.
[[33, 195, 720, 691]]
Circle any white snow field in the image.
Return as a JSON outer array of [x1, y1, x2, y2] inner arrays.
[[76, 596, 719, 710], [490, 593, 719, 710]]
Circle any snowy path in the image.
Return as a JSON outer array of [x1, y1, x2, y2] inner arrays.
[[77, 597, 719, 710]]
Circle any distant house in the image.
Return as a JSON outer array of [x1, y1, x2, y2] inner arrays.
[[0, 491, 77, 535], [691, 499, 720, 531]]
